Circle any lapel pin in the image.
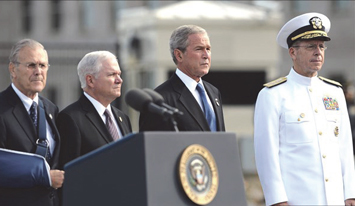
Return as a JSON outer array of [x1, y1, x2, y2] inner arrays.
[[215, 98, 220, 107], [119, 117, 123, 122]]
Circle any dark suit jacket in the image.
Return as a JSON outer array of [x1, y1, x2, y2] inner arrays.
[[57, 94, 132, 168], [139, 73, 225, 132], [0, 85, 61, 206]]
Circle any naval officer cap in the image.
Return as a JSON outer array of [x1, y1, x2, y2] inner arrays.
[[277, 12, 331, 49]]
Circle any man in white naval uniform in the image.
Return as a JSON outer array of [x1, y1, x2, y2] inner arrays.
[[254, 12, 355, 206]]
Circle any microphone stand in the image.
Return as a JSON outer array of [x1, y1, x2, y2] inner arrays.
[[167, 110, 182, 132], [169, 116, 179, 132], [160, 110, 179, 132]]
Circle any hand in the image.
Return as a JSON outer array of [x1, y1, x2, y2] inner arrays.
[[272, 202, 289, 206], [50, 170, 65, 189], [345, 199, 355, 206]]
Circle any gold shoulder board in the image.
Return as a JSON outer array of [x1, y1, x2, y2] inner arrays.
[[263, 77, 287, 88], [318, 76, 342, 87]]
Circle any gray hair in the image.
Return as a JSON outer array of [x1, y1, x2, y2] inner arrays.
[[169, 25, 207, 65], [9, 39, 45, 63], [77, 51, 117, 89]]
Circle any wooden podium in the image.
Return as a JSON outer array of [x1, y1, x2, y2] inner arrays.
[[63, 132, 247, 206]]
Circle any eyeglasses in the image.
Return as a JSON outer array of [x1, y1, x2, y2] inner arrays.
[[292, 44, 327, 51], [14, 62, 50, 70]]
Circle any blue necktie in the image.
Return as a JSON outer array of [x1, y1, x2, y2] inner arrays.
[[29, 102, 38, 128], [196, 83, 217, 131]]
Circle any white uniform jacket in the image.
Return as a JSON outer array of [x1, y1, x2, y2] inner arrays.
[[254, 68, 355, 206]]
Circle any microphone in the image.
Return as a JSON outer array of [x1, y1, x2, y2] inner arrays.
[[125, 88, 173, 118], [143, 88, 183, 116]]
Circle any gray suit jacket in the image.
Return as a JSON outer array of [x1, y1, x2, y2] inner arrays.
[[139, 73, 225, 131]]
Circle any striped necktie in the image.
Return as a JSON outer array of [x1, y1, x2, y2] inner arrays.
[[104, 109, 120, 140]]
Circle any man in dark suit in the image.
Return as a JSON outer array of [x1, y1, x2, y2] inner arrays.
[[139, 25, 225, 132], [57, 51, 132, 168], [0, 39, 64, 206]]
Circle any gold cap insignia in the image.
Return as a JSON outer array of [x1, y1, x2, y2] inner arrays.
[[310, 17, 323, 29]]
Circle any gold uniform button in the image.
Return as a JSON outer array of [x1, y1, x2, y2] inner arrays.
[[300, 113, 305, 118], [319, 131, 323, 135], [322, 155, 326, 158], [297, 118, 300, 121], [315, 109, 318, 113], [309, 88, 313, 92], [325, 178, 329, 182]]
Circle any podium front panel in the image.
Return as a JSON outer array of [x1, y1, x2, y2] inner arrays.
[[63, 132, 247, 206]]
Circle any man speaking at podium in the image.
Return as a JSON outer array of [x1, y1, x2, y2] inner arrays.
[[139, 25, 225, 132]]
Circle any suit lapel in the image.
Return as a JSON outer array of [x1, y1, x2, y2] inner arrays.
[[6, 86, 37, 144], [12, 103, 37, 143], [171, 74, 210, 130], [111, 107, 128, 136], [40, 98, 59, 140], [204, 84, 223, 131], [80, 95, 114, 143]]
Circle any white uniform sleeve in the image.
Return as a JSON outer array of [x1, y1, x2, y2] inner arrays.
[[337, 88, 355, 200], [254, 88, 288, 205]]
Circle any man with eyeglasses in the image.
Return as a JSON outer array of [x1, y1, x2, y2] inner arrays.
[[0, 39, 64, 206], [254, 13, 355, 206]]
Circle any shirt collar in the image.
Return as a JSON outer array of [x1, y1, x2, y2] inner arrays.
[[175, 68, 205, 93], [288, 67, 320, 86], [84, 92, 112, 116], [11, 83, 39, 111]]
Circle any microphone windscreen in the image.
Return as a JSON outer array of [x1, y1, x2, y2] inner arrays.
[[143, 88, 164, 105], [125, 88, 153, 112]]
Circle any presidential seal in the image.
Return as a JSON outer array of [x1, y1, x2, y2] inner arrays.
[[179, 144, 219, 205]]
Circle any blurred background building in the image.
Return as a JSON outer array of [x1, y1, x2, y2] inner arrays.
[[0, 1, 354, 205]]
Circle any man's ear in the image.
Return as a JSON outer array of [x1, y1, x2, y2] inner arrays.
[[174, 49, 183, 62], [289, 47, 296, 60], [86, 75, 94, 87], [9, 62, 15, 78]]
